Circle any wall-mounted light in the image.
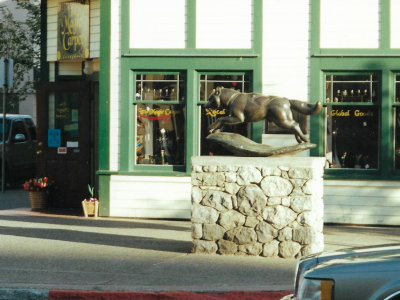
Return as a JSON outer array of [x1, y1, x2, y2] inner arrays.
[[83, 59, 93, 75]]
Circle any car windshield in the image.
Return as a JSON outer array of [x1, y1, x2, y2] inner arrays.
[[0, 119, 11, 142]]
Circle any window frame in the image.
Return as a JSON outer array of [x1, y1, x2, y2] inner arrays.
[[132, 71, 187, 172], [120, 0, 262, 57], [310, 0, 400, 180], [118, 61, 260, 176], [100, 1, 263, 177], [311, 0, 400, 57], [309, 59, 400, 180], [322, 71, 381, 173]]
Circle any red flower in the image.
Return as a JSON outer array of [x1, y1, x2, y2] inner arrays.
[[24, 177, 55, 192]]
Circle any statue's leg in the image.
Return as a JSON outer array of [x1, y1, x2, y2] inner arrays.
[[294, 132, 304, 143], [209, 116, 243, 133], [268, 108, 309, 143], [273, 118, 309, 143], [209, 119, 223, 133], [291, 123, 309, 143]]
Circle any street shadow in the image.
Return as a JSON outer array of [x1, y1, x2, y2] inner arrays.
[[0, 225, 193, 253], [0, 214, 191, 232]]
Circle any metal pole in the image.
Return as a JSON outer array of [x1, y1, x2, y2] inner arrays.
[[2, 58, 7, 193]]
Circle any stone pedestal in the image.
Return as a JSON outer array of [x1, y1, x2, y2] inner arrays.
[[191, 156, 325, 258]]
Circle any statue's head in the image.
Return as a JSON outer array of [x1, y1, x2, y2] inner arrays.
[[205, 87, 222, 108]]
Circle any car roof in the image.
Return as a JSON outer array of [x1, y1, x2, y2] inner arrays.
[[0, 114, 33, 120]]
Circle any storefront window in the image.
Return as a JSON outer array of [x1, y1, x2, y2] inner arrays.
[[199, 74, 249, 155], [325, 75, 378, 103], [325, 74, 379, 169], [135, 74, 185, 165]]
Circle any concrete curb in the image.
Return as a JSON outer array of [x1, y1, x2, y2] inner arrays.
[[0, 289, 49, 300], [0, 289, 292, 300]]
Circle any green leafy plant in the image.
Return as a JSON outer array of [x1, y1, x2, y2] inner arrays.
[[0, 0, 40, 112], [87, 184, 98, 202]]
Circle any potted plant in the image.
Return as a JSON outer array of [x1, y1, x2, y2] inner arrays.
[[23, 177, 54, 210], [82, 185, 99, 218]]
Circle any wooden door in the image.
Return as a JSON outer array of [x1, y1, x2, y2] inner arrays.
[[36, 81, 92, 208]]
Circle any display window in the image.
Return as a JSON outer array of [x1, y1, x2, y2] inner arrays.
[[134, 74, 185, 166], [198, 74, 250, 155], [324, 74, 379, 169]]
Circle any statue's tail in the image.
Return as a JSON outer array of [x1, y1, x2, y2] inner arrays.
[[289, 100, 322, 115]]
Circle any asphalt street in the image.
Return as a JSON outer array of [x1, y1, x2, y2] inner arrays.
[[1, 188, 400, 298]]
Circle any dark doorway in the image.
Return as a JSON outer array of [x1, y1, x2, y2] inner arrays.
[[36, 81, 97, 208]]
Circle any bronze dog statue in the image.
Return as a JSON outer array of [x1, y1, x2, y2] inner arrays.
[[205, 87, 322, 143]]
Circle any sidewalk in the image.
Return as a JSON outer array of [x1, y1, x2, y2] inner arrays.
[[1, 189, 400, 299]]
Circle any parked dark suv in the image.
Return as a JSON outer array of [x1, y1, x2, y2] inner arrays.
[[0, 115, 37, 185]]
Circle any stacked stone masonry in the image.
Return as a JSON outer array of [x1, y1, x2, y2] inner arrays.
[[191, 156, 326, 258]]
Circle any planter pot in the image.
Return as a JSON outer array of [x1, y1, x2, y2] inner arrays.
[[82, 199, 99, 218], [29, 191, 47, 210]]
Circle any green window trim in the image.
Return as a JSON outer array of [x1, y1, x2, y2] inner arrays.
[[98, 0, 112, 216], [115, 0, 264, 176], [310, 58, 400, 180], [310, 0, 400, 57], [119, 57, 262, 176], [99, 0, 111, 172], [100, 1, 263, 179], [197, 71, 251, 104], [310, 0, 400, 180], [121, 0, 263, 57]]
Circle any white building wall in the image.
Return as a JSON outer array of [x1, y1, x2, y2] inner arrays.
[[391, 0, 400, 48], [324, 180, 400, 225], [129, 0, 186, 49], [262, 0, 309, 101], [261, 0, 310, 153], [47, 0, 57, 62], [129, 0, 253, 49], [109, 0, 121, 171], [89, 0, 100, 57], [196, 0, 252, 49], [320, 0, 379, 49], [110, 176, 192, 218]]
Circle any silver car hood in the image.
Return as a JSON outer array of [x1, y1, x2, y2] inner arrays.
[[294, 244, 400, 295], [317, 244, 400, 262], [309, 244, 400, 276]]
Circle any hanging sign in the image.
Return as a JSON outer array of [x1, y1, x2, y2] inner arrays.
[[0, 58, 13, 88], [57, 2, 89, 61]]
